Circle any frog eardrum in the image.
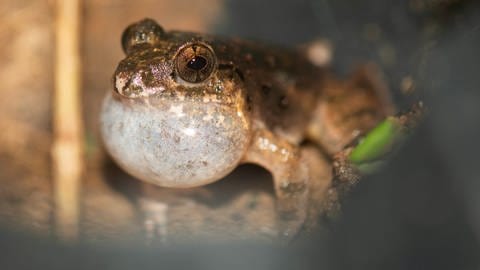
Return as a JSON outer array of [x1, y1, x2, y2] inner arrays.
[[174, 43, 216, 84]]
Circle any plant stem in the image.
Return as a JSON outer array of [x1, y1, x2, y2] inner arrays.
[[52, 0, 83, 241]]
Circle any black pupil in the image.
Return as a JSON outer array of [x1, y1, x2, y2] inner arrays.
[[187, 56, 207, 70]]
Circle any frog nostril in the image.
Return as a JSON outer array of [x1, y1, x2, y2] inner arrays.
[[279, 95, 289, 108]]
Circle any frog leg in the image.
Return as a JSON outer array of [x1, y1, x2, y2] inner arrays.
[[300, 144, 333, 230], [242, 129, 309, 239], [325, 103, 425, 218], [307, 63, 395, 154]]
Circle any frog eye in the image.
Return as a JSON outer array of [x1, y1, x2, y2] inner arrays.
[[174, 43, 216, 84], [121, 18, 165, 54]]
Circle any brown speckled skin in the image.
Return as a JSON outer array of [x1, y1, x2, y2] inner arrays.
[[100, 18, 392, 240], [114, 20, 321, 142]]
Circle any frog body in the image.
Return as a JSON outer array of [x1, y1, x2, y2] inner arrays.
[[100, 18, 392, 239]]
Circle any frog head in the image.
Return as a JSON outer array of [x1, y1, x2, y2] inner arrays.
[[101, 19, 251, 188]]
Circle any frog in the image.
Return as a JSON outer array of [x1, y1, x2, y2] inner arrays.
[[100, 18, 393, 240]]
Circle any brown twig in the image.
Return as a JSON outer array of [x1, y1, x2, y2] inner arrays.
[[52, 0, 83, 241]]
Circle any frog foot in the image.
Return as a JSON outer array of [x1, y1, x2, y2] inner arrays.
[[325, 102, 425, 218]]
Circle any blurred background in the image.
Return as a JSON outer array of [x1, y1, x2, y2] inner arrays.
[[0, 0, 479, 269]]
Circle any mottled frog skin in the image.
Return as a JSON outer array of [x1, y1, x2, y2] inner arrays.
[[100, 18, 392, 239]]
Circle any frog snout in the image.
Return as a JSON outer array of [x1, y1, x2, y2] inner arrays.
[[100, 95, 251, 188], [113, 59, 172, 98]]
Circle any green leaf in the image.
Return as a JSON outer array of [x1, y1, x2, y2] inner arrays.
[[349, 117, 401, 164]]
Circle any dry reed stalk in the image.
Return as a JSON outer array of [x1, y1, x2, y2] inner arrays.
[[52, 0, 83, 241]]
